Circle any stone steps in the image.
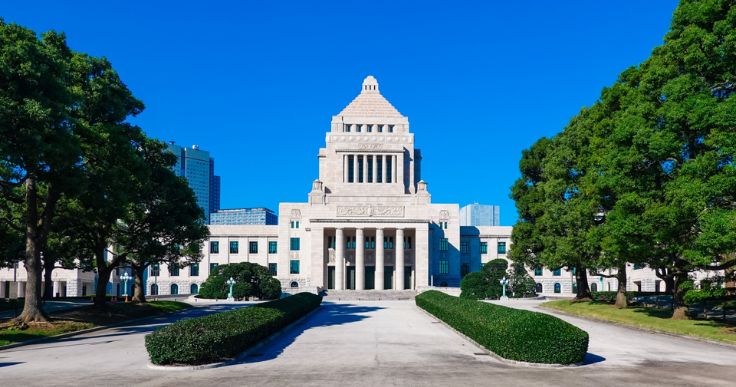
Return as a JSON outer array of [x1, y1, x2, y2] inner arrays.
[[320, 290, 417, 301]]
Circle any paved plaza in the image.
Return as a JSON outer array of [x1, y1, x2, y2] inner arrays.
[[1, 300, 736, 386]]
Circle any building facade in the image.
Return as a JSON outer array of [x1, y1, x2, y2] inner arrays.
[[209, 208, 278, 225], [460, 204, 500, 226], [167, 142, 221, 223]]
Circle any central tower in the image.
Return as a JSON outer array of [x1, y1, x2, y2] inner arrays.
[[309, 76, 425, 204]]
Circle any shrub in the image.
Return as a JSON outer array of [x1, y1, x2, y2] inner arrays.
[[684, 288, 727, 305], [416, 290, 588, 364], [145, 292, 322, 365], [198, 262, 281, 300], [509, 262, 537, 298], [460, 259, 508, 299]]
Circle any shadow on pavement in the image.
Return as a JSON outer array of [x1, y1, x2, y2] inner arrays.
[[235, 302, 383, 364], [582, 353, 606, 365]]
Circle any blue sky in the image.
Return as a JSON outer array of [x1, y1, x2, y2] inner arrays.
[[3, 1, 678, 225]]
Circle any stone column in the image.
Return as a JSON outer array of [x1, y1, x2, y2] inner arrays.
[[381, 155, 387, 184], [362, 154, 368, 183], [397, 153, 405, 192], [343, 154, 349, 182], [356, 228, 365, 290], [396, 228, 405, 290], [375, 228, 384, 290], [373, 154, 379, 183], [335, 228, 345, 290], [353, 155, 359, 184]]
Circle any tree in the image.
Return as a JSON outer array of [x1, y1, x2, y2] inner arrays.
[[123, 139, 209, 302], [0, 20, 81, 323], [199, 262, 282, 300], [509, 262, 537, 298]]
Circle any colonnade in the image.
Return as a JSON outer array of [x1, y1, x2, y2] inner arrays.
[[342, 154, 401, 184]]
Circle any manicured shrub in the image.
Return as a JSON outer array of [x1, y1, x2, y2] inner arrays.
[[684, 288, 727, 305], [198, 262, 281, 300], [460, 259, 508, 299], [416, 290, 588, 364], [591, 291, 665, 304], [145, 292, 321, 365]]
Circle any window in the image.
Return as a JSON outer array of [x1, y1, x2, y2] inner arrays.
[[365, 236, 375, 250], [290, 237, 300, 251], [268, 263, 277, 276], [150, 283, 159, 295], [384, 236, 394, 249], [404, 236, 412, 249], [591, 282, 598, 292], [327, 236, 335, 249], [169, 263, 179, 277], [385, 157, 392, 183], [290, 220, 300, 229], [367, 155, 373, 182], [633, 263, 643, 270], [150, 264, 160, 277], [439, 259, 449, 274], [249, 241, 258, 254], [348, 155, 354, 182], [190, 263, 199, 277], [190, 284, 199, 294], [480, 242, 488, 254], [378, 124, 384, 133], [170, 284, 179, 295], [571, 267, 577, 275], [290, 281, 299, 288], [535, 283, 543, 293], [210, 263, 218, 274], [552, 268, 561, 276], [347, 236, 356, 249], [461, 241, 469, 255], [290, 260, 300, 274], [210, 241, 219, 254], [229, 241, 239, 254], [388, 125, 394, 133], [534, 267, 543, 276], [497, 241, 507, 254], [268, 241, 278, 254], [554, 283, 561, 294], [358, 156, 364, 182], [572, 282, 578, 293], [345, 124, 351, 132], [439, 238, 448, 251]]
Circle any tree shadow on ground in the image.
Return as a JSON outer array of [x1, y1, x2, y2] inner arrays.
[[582, 353, 606, 365], [231, 302, 383, 365]]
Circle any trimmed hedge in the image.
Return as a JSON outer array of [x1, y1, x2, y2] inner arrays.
[[416, 290, 588, 364], [591, 291, 665, 304], [145, 292, 322, 365]]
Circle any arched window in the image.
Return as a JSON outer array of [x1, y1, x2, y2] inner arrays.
[[171, 283, 179, 295], [150, 284, 159, 296], [290, 281, 299, 288], [591, 282, 598, 292], [554, 283, 561, 294], [535, 283, 543, 293], [190, 283, 199, 295]]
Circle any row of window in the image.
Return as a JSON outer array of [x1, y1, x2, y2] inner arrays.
[[457, 241, 507, 255], [343, 124, 395, 133], [535, 282, 563, 293], [534, 267, 563, 276], [325, 236, 414, 250], [346, 155, 393, 183], [150, 262, 280, 277], [149, 283, 198, 296], [210, 240, 279, 254]]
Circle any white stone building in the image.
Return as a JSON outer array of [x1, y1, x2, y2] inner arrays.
[[0, 76, 721, 298]]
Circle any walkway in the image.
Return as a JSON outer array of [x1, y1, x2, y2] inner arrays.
[[1, 300, 736, 386]]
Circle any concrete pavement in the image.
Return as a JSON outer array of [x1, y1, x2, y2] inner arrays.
[[1, 300, 735, 386]]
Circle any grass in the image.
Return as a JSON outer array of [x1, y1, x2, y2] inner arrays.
[[0, 300, 191, 347], [542, 300, 736, 345]]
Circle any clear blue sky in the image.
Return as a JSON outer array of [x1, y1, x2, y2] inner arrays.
[[3, 1, 678, 225]]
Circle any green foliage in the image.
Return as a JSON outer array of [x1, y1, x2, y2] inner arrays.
[[460, 259, 508, 299], [145, 292, 322, 365], [198, 262, 282, 300], [416, 291, 589, 364], [683, 288, 727, 305], [509, 262, 537, 298]]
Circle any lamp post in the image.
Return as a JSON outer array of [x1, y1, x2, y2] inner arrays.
[[120, 272, 131, 302], [500, 276, 509, 301], [226, 277, 236, 302]]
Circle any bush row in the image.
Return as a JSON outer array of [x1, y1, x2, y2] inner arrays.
[[416, 290, 588, 364], [145, 292, 322, 365], [591, 291, 665, 304]]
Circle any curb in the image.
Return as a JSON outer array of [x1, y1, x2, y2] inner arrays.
[[538, 305, 736, 350], [0, 305, 194, 352], [147, 305, 322, 371], [415, 305, 584, 368]]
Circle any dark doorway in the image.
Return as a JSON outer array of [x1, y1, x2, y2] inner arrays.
[[346, 266, 356, 290], [327, 266, 335, 289], [404, 266, 412, 290], [384, 266, 394, 290], [365, 266, 375, 289]]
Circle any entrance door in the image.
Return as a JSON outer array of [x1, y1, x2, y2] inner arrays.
[[404, 266, 412, 290], [346, 266, 356, 290], [327, 266, 335, 289], [365, 266, 375, 290], [384, 266, 394, 290]]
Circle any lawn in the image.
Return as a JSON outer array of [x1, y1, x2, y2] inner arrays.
[[542, 300, 736, 345], [0, 300, 191, 347]]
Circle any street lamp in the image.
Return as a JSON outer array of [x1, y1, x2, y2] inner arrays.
[[499, 276, 509, 301], [120, 272, 131, 302], [226, 277, 236, 302]]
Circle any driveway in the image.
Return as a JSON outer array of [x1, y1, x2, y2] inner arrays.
[[1, 300, 736, 386]]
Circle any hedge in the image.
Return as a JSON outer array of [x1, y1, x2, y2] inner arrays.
[[591, 291, 665, 304], [416, 290, 588, 364], [145, 292, 322, 365]]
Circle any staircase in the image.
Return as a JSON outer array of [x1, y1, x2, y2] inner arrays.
[[320, 290, 417, 301]]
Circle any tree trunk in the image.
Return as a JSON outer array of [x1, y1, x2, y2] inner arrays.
[[614, 264, 628, 308], [15, 177, 48, 324], [575, 265, 592, 300], [95, 265, 112, 308], [132, 265, 146, 303], [43, 258, 54, 300], [671, 273, 689, 320]]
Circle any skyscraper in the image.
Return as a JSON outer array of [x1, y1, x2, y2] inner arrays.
[[460, 204, 500, 226], [167, 142, 221, 223]]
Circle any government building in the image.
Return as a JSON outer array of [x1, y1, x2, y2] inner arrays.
[[0, 76, 718, 299]]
